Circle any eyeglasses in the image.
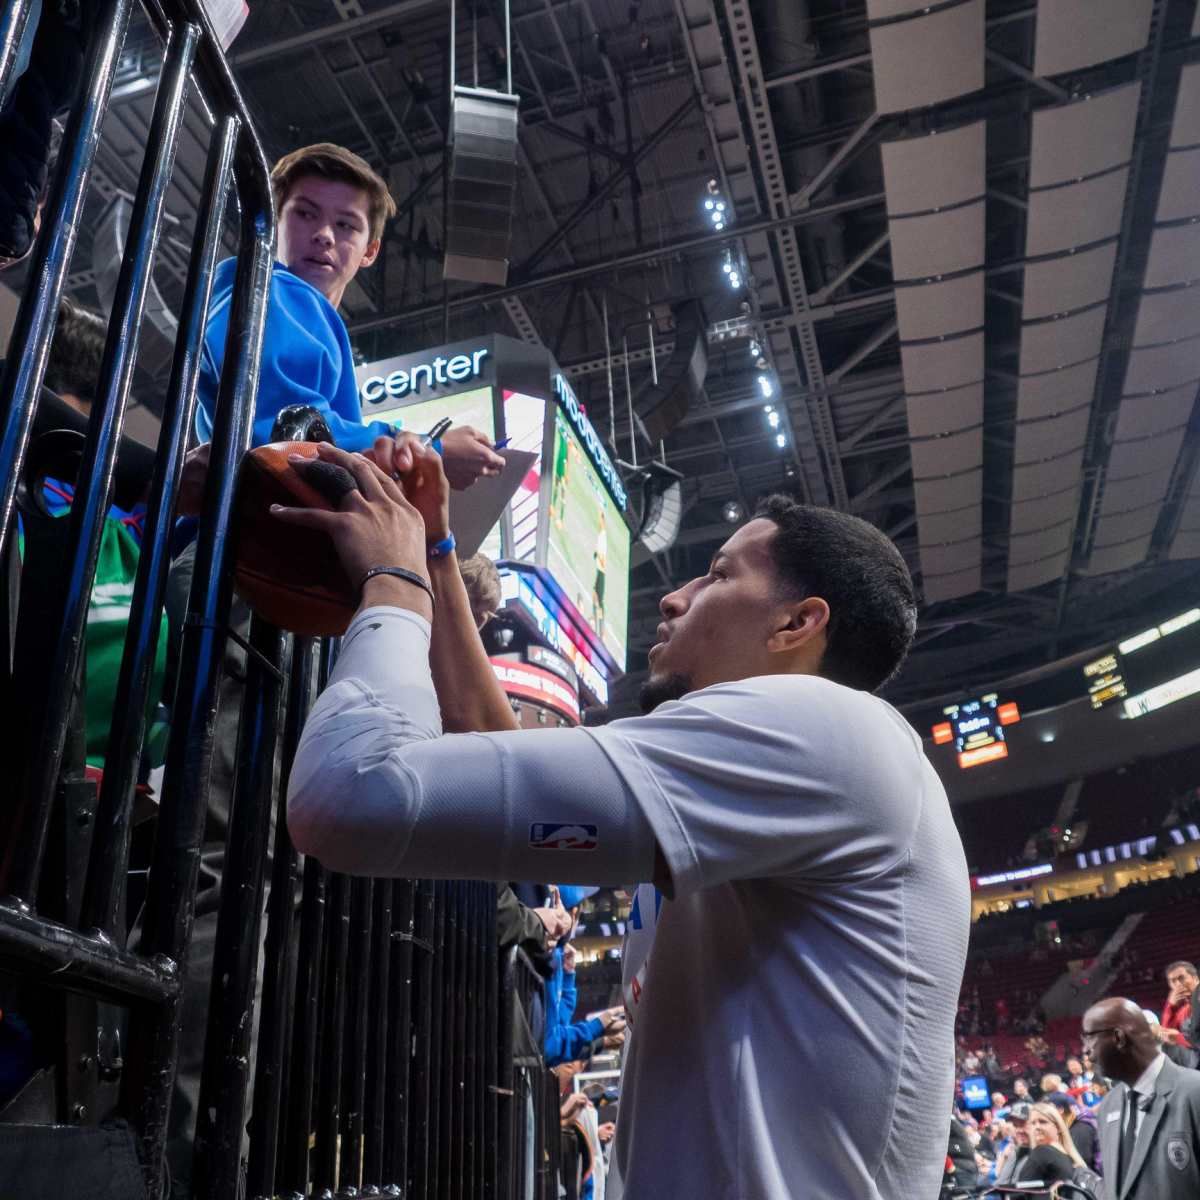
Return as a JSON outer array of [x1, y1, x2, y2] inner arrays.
[[1080, 1027, 1118, 1045]]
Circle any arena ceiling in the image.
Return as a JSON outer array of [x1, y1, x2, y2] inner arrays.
[[69, 0, 1200, 710]]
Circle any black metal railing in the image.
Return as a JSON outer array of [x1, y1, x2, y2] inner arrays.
[[0, 2, 549, 1197]]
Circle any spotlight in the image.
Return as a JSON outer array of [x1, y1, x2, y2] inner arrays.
[[722, 260, 732, 273], [728, 272, 741, 288], [755, 356, 768, 370], [775, 432, 786, 448], [757, 374, 774, 398], [764, 404, 774, 413], [722, 499, 742, 523], [749, 340, 761, 358], [704, 198, 715, 211], [768, 411, 780, 429], [714, 219, 725, 230], [715, 201, 726, 213]]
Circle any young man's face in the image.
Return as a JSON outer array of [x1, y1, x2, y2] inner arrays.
[[276, 175, 380, 308], [641, 518, 825, 710]]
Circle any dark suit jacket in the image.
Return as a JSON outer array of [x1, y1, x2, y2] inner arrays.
[[1097, 1056, 1200, 1200]]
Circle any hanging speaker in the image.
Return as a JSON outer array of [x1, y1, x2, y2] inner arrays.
[[444, 85, 520, 286], [634, 299, 708, 443], [637, 461, 684, 554]]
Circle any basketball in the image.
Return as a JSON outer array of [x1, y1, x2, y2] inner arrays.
[[233, 441, 358, 636]]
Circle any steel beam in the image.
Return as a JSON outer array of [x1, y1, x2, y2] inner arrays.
[[791, 112, 882, 209], [349, 188, 887, 333], [826, 320, 899, 385], [811, 230, 891, 304], [518, 97, 695, 275]]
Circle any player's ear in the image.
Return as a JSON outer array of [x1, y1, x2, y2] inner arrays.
[[767, 595, 828, 655]]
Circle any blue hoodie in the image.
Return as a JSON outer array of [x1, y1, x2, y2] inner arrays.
[[196, 258, 397, 450], [543, 945, 604, 1068]]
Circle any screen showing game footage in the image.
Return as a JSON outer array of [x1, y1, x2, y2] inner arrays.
[[364, 385, 501, 561], [502, 389, 548, 563], [545, 407, 630, 669]]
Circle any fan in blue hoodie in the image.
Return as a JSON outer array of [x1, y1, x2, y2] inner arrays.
[[543, 885, 626, 1068], [195, 143, 504, 485]]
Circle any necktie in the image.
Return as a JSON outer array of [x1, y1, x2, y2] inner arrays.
[[1118, 1089, 1140, 1192]]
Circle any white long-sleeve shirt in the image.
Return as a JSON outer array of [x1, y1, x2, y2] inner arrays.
[[289, 606, 971, 1200]]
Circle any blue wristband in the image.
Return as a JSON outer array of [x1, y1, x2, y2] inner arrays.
[[430, 436, 443, 456], [427, 532, 456, 560]]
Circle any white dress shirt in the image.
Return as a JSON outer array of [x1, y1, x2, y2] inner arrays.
[[1124, 1051, 1167, 1137]]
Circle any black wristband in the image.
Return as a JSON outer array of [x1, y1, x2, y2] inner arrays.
[[358, 565, 435, 610]]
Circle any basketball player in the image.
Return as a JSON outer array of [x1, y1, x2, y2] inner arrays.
[[274, 441, 970, 1200]]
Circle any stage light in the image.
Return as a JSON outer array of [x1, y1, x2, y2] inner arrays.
[[722, 260, 732, 273], [704, 198, 715, 211], [775, 432, 786, 448], [757, 373, 774, 398], [722, 499, 742, 523], [768, 411, 780, 429], [728, 272, 740, 288]]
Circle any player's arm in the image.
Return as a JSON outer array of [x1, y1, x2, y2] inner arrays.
[[363, 434, 517, 734], [273, 443, 660, 887]]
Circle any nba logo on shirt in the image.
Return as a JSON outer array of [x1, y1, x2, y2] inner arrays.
[[529, 822, 599, 850]]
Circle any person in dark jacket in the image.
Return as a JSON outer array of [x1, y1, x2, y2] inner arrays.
[[943, 1116, 979, 1190], [0, 0, 92, 266], [1044, 1091, 1101, 1175]]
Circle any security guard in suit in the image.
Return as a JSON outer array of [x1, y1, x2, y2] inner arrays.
[[1083, 997, 1200, 1200]]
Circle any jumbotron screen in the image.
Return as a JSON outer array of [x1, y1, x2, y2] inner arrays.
[[545, 407, 630, 669]]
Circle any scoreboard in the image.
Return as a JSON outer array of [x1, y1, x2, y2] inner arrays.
[[932, 693, 1020, 769], [1083, 607, 1200, 717]]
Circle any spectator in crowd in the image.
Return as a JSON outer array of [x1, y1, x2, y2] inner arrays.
[[543, 887, 625, 1069], [1012, 1077, 1034, 1105], [458, 553, 501, 631], [1161, 960, 1198, 1047], [1085, 997, 1200, 1200], [944, 1116, 979, 1191], [1041, 1073, 1068, 1099], [194, 141, 502, 483], [1065, 1056, 1091, 1089], [1043, 1091, 1100, 1176], [1017, 1102, 1088, 1187], [281, 449, 971, 1199], [1142, 1007, 1198, 1070], [29, 299, 169, 771], [993, 1103, 1031, 1185]]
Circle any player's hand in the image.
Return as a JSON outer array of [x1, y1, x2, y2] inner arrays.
[[270, 442, 428, 601], [563, 943, 578, 973], [560, 1092, 591, 1125], [177, 442, 211, 517], [369, 434, 451, 544], [440, 426, 504, 489], [599, 1007, 626, 1034]]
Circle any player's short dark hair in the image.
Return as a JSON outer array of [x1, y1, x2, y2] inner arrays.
[[1166, 960, 1198, 979], [755, 495, 917, 693], [44, 298, 107, 404]]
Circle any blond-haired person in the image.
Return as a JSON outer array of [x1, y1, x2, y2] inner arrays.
[[1015, 1102, 1087, 1191]]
